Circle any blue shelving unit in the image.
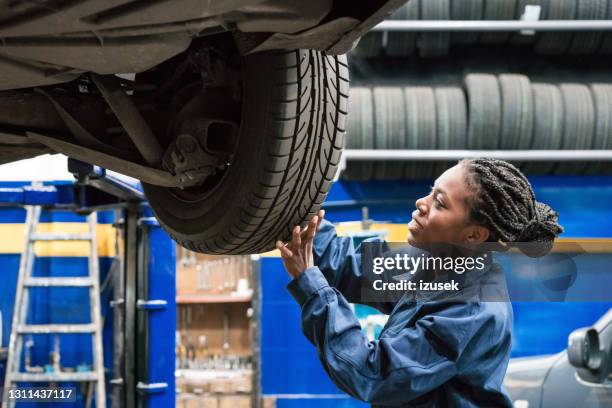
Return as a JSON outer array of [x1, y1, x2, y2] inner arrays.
[[0, 181, 176, 408]]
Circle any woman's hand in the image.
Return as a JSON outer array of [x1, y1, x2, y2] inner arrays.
[[276, 210, 325, 279]]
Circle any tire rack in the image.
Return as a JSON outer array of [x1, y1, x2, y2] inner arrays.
[[341, 77, 612, 181], [335, 149, 612, 181], [345, 10, 612, 180], [351, 0, 612, 58]]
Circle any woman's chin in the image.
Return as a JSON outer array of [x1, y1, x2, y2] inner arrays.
[[407, 234, 419, 247], [408, 222, 422, 238]]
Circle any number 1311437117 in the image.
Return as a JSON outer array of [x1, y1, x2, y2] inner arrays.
[[4, 387, 76, 402]]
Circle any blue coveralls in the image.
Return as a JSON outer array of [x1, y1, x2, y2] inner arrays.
[[286, 219, 514, 407]]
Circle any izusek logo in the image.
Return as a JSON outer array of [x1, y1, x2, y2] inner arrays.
[[372, 253, 486, 275]]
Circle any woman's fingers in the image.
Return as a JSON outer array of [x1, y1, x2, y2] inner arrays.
[[299, 210, 325, 239], [306, 215, 319, 241], [278, 220, 313, 254], [317, 209, 325, 230], [276, 240, 293, 258], [277, 224, 301, 255], [292, 225, 301, 248]]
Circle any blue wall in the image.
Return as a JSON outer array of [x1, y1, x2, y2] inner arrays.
[[324, 176, 612, 237]]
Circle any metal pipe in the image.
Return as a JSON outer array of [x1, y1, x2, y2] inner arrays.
[[91, 74, 163, 167], [249, 255, 262, 408], [124, 207, 138, 408], [372, 20, 612, 32], [342, 149, 612, 161], [111, 211, 125, 408]]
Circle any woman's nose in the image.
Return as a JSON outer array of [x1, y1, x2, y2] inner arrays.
[[415, 197, 428, 215]]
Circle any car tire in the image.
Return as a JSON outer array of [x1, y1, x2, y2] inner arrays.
[[598, 0, 612, 54], [374, 87, 406, 180], [142, 49, 348, 254], [584, 84, 612, 174], [404, 86, 437, 179], [480, 0, 517, 44], [499, 74, 534, 171], [434, 86, 467, 176], [386, 1, 419, 57], [465, 74, 502, 150], [568, 0, 607, 55], [554, 84, 595, 175], [523, 83, 564, 175], [535, 0, 577, 55], [419, 0, 451, 58], [451, 0, 484, 45], [345, 87, 375, 181]]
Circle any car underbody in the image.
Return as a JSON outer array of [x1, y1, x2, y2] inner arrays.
[[0, 0, 402, 90], [0, 0, 406, 253], [0, 0, 403, 167]]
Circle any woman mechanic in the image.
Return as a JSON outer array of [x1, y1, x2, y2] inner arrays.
[[275, 158, 564, 407]]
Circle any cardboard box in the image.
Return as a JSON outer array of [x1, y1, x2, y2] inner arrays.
[[176, 377, 212, 394], [178, 393, 218, 408], [263, 396, 276, 408], [209, 378, 231, 394], [177, 369, 252, 396], [219, 395, 250, 408], [232, 371, 252, 393]]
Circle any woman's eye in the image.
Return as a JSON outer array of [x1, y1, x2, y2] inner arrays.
[[434, 198, 444, 208]]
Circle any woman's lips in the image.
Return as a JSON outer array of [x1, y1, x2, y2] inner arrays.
[[409, 211, 425, 231]]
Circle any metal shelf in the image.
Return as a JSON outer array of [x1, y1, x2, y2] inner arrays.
[[334, 150, 612, 181], [373, 20, 612, 32], [176, 293, 252, 304], [341, 149, 612, 161]]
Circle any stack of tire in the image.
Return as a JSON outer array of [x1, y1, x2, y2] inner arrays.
[[350, 0, 612, 58], [344, 75, 612, 180]]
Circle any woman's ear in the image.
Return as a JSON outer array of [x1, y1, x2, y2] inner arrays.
[[464, 225, 490, 244]]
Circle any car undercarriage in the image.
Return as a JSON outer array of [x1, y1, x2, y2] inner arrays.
[[0, 0, 406, 254]]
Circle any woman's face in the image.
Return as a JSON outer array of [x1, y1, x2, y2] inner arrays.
[[407, 164, 489, 247]]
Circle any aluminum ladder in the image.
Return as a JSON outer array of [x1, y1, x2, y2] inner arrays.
[[2, 206, 106, 408]]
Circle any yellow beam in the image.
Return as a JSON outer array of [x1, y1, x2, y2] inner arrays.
[[0, 223, 117, 257]]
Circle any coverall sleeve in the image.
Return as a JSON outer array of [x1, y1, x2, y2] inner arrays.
[[313, 218, 396, 314], [286, 267, 472, 405]]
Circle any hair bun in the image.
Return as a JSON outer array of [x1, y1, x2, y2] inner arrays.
[[513, 201, 564, 257]]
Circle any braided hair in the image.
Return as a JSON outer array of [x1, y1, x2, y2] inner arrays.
[[459, 158, 564, 258]]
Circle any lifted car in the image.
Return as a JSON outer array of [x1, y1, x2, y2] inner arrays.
[[0, 0, 406, 254]]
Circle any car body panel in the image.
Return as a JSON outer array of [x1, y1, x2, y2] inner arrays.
[[0, 0, 406, 91], [541, 353, 612, 408], [505, 309, 612, 408], [504, 353, 561, 408]]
